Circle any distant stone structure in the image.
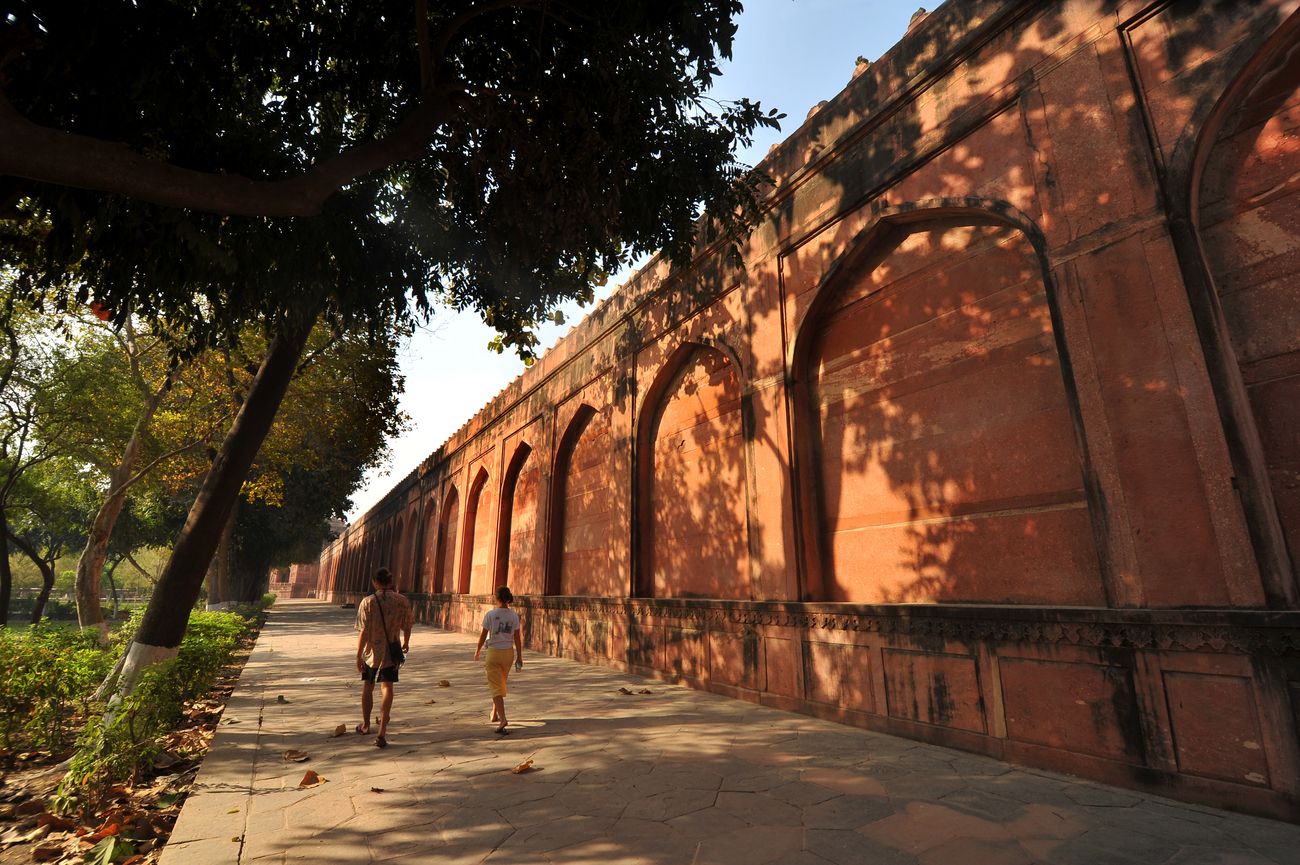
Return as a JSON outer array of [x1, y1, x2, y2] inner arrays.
[[268, 562, 318, 600], [320, 0, 1300, 820]]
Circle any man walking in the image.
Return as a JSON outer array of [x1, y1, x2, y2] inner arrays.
[[355, 567, 413, 748]]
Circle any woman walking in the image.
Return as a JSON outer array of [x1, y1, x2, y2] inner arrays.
[[473, 585, 523, 735]]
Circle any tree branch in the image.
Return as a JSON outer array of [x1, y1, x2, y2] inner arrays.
[[294, 332, 341, 376], [119, 432, 215, 494], [124, 550, 156, 583], [0, 88, 453, 218], [429, 0, 544, 61]]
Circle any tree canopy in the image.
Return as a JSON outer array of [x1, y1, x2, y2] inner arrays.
[[2, 0, 780, 355]]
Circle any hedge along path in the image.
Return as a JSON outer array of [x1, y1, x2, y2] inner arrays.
[[0, 608, 262, 865]]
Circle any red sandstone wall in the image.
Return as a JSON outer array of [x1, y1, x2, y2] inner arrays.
[[318, 0, 1300, 820]]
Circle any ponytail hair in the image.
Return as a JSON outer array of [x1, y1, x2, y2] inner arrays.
[[374, 568, 394, 587], [495, 585, 513, 604]]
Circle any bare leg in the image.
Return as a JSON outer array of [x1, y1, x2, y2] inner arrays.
[[359, 681, 374, 733], [378, 682, 395, 737], [493, 696, 507, 731]]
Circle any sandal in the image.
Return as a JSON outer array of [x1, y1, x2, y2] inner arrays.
[[494, 726, 510, 736], [375, 735, 388, 748], [355, 723, 370, 735]]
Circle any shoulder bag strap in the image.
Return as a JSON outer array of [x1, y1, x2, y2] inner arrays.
[[373, 591, 390, 642]]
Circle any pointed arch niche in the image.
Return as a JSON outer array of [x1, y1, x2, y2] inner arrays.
[[496, 443, 541, 594], [793, 210, 1103, 605], [390, 517, 404, 585], [636, 343, 749, 599], [1196, 21, 1300, 583], [459, 467, 493, 594], [435, 485, 459, 593], [418, 495, 439, 593], [546, 405, 616, 596]]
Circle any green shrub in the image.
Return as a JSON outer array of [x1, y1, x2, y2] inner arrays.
[[260, 592, 276, 609], [0, 624, 113, 755], [59, 611, 250, 812]]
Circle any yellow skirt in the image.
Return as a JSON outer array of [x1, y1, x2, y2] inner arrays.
[[484, 648, 513, 697]]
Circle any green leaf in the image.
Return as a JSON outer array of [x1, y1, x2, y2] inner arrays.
[[85, 836, 135, 865]]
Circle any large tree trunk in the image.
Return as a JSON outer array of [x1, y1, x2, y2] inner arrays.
[[204, 507, 236, 610], [232, 551, 273, 606], [105, 558, 121, 619], [75, 376, 170, 644], [0, 509, 10, 628], [106, 317, 313, 696], [9, 531, 54, 625], [75, 465, 133, 642]]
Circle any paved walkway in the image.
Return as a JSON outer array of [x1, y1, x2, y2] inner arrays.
[[159, 600, 1300, 865]]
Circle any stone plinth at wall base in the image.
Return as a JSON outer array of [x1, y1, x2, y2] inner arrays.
[[349, 592, 1299, 824]]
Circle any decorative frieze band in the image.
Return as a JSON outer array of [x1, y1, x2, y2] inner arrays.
[[414, 593, 1300, 657]]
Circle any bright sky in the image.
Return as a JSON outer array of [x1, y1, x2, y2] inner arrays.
[[346, 1, 920, 521]]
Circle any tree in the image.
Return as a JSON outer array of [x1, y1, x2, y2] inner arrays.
[[8, 456, 87, 623], [0, 297, 87, 626], [3, 0, 779, 690], [66, 314, 236, 642], [173, 322, 407, 607]]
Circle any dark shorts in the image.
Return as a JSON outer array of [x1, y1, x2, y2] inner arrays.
[[361, 664, 399, 684]]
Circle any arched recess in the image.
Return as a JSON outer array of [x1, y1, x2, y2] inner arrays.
[[546, 404, 616, 596], [495, 443, 540, 593], [1184, 10, 1300, 604], [361, 537, 374, 587], [407, 504, 424, 591], [790, 201, 1104, 606], [418, 495, 438, 593], [458, 467, 493, 594], [390, 517, 404, 584], [435, 486, 460, 593], [635, 342, 750, 599]]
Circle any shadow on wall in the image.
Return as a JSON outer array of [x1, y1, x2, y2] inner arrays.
[[638, 343, 750, 601], [333, 0, 1295, 613]]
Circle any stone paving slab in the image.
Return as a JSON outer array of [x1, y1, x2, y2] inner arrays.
[[159, 601, 1300, 865]]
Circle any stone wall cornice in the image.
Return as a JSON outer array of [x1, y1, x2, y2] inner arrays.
[[418, 594, 1300, 656]]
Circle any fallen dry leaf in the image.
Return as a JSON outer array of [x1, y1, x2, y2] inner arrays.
[[369, 787, 385, 793], [331, 724, 347, 738], [511, 760, 535, 775], [426, 699, 437, 705], [0, 825, 47, 846], [153, 750, 181, 770], [15, 800, 44, 816], [226, 808, 239, 815], [36, 813, 74, 832], [31, 843, 62, 862], [637, 689, 653, 695], [276, 695, 290, 704], [437, 680, 451, 688], [282, 750, 309, 763], [121, 855, 145, 865], [298, 770, 326, 789], [617, 687, 633, 695], [83, 822, 121, 843]]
